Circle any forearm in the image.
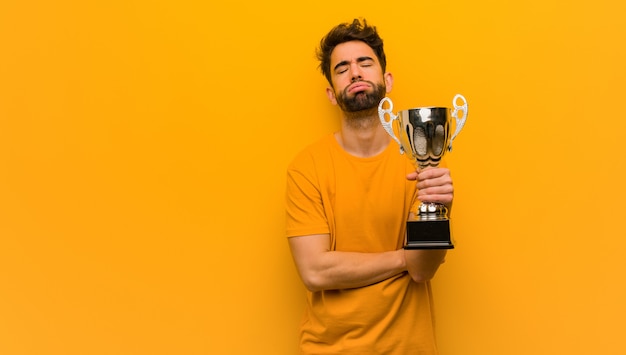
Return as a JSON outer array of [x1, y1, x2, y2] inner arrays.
[[288, 235, 406, 292], [308, 249, 406, 291]]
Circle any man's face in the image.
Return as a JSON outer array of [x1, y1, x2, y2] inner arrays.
[[327, 40, 391, 113]]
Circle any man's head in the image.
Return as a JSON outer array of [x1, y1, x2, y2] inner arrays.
[[316, 19, 387, 86], [316, 19, 392, 115]]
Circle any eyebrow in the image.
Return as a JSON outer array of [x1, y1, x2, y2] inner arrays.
[[333, 56, 375, 71]]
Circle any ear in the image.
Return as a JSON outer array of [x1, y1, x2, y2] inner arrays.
[[326, 87, 338, 105], [384, 72, 394, 93]]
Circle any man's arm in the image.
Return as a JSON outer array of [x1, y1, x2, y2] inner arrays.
[[288, 234, 407, 292], [403, 167, 453, 282]]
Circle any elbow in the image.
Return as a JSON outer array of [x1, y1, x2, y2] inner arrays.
[[404, 249, 446, 283], [408, 271, 435, 284], [304, 283, 323, 293], [405, 262, 439, 283], [300, 273, 326, 293]]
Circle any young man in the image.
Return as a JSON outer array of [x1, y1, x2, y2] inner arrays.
[[285, 19, 454, 354]]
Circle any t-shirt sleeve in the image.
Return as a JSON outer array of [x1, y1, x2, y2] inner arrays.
[[285, 156, 330, 238]]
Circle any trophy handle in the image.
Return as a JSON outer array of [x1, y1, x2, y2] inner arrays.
[[378, 97, 404, 154], [449, 94, 468, 152]]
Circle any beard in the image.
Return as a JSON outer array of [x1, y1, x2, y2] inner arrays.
[[335, 81, 386, 113]]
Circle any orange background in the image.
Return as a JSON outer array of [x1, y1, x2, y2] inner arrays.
[[1, 1, 625, 354]]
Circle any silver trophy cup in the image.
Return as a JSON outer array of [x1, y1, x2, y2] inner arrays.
[[378, 94, 468, 249]]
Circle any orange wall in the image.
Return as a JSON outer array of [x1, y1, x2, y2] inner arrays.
[[1, 1, 625, 354]]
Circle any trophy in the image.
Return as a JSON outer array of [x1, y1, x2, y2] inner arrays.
[[378, 94, 468, 249]]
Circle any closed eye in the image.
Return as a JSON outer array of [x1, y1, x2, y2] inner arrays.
[[357, 57, 375, 67], [334, 62, 349, 75], [333, 56, 376, 74]]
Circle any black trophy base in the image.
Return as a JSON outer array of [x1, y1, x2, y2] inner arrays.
[[405, 219, 455, 249]]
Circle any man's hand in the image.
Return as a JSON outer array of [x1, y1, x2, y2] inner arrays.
[[406, 167, 453, 207]]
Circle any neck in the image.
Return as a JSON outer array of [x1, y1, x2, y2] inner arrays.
[[335, 107, 390, 158]]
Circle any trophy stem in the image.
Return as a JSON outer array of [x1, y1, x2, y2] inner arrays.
[[417, 202, 448, 218]]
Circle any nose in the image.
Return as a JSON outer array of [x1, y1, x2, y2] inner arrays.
[[349, 63, 362, 82]]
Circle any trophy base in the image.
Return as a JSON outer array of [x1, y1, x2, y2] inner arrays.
[[405, 219, 455, 250]]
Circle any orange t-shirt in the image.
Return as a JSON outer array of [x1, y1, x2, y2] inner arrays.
[[286, 134, 440, 354]]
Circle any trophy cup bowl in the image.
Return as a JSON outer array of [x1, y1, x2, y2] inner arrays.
[[378, 94, 468, 249]]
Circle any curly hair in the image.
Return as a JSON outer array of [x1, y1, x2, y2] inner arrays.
[[316, 18, 387, 86]]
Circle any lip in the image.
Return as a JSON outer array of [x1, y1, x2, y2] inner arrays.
[[347, 82, 371, 94]]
